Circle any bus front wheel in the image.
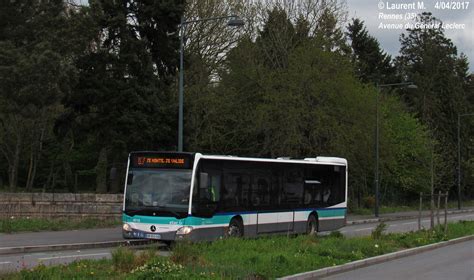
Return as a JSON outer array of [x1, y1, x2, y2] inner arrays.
[[306, 215, 318, 236], [227, 218, 244, 238]]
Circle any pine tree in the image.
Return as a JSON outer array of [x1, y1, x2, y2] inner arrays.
[[60, 0, 184, 192], [347, 18, 395, 84], [395, 12, 472, 192]]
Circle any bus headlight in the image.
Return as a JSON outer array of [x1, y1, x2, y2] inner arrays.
[[176, 226, 193, 235], [123, 223, 132, 232]]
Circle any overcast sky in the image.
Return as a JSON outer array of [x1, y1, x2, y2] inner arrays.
[[346, 0, 474, 72]]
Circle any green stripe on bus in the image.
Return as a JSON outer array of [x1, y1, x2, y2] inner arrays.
[[122, 214, 185, 225], [316, 209, 346, 217], [123, 209, 345, 226], [122, 213, 233, 226], [185, 215, 233, 226]]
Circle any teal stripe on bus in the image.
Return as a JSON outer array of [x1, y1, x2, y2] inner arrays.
[[123, 208, 345, 226], [185, 215, 234, 226], [316, 208, 346, 217], [122, 213, 234, 226], [122, 214, 185, 225]]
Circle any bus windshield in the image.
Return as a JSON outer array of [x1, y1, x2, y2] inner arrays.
[[124, 169, 191, 218]]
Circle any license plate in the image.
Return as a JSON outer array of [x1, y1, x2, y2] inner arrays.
[[146, 233, 161, 239]]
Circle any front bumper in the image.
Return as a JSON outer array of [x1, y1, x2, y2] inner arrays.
[[122, 228, 178, 241]]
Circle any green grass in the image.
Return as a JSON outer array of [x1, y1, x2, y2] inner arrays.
[[0, 217, 120, 233], [3, 221, 473, 279]]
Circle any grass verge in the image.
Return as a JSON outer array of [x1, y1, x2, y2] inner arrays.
[[2, 221, 473, 279], [0, 217, 120, 233]]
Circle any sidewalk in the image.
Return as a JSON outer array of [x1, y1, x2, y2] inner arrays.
[[347, 206, 474, 225]]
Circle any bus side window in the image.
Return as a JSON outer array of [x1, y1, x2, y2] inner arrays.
[[222, 173, 240, 210], [282, 168, 303, 207]]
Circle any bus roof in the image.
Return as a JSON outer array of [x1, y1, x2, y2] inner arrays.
[[128, 151, 347, 166], [198, 154, 347, 166]]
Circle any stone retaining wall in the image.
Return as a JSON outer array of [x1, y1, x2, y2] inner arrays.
[[0, 193, 123, 220]]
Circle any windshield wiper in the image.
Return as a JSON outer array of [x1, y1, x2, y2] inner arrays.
[[123, 208, 149, 216], [156, 205, 186, 219], [124, 206, 186, 219]]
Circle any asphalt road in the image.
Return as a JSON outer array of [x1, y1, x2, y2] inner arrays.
[[0, 211, 473, 273], [339, 212, 474, 237], [322, 240, 474, 280], [0, 227, 122, 248]]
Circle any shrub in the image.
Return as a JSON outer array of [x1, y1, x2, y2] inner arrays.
[[371, 222, 387, 240], [112, 247, 136, 272], [170, 241, 205, 266], [329, 231, 344, 239], [362, 196, 376, 209], [0, 218, 13, 233]]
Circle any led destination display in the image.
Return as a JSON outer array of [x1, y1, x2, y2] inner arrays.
[[130, 152, 193, 169]]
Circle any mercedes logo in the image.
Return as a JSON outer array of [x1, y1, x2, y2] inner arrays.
[[150, 225, 156, 232]]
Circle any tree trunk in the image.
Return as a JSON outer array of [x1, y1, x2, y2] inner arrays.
[[26, 127, 45, 191], [9, 138, 21, 192], [109, 158, 120, 193], [95, 147, 108, 193], [25, 149, 34, 191], [43, 161, 54, 193], [64, 161, 74, 192]]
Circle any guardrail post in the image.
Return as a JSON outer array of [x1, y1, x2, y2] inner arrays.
[[418, 192, 422, 230], [444, 191, 448, 235], [430, 192, 434, 229], [437, 190, 441, 226]]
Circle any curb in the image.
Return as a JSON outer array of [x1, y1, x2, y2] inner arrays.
[[347, 208, 474, 225], [0, 239, 161, 255], [278, 234, 474, 280]]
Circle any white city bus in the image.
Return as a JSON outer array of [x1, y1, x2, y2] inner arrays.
[[122, 151, 347, 241]]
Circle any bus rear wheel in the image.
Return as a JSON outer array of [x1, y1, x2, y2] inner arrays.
[[306, 215, 318, 236], [228, 218, 244, 238]]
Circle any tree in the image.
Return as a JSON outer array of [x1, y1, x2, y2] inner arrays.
[[395, 12, 472, 193], [60, 0, 184, 192], [183, 1, 349, 151], [0, 0, 76, 191], [187, 9, 433, 205], [347, 18, 395, 84]]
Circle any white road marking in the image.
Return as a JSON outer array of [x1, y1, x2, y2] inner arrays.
[[38, 253, 110, 261], [402, 222, 417, 225], [355, 227, 373, 231], [0, 262, 11, 265]]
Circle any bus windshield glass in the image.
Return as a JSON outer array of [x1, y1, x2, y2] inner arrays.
[[124, 168, 191, 218]]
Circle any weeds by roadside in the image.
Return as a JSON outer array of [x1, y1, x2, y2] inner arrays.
[[2, 221, 473, 279], [371, 222, 387, 239]]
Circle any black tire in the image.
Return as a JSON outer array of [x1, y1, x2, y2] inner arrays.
[[227, 218, 244, 238], [306, 214, 318, 236]]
